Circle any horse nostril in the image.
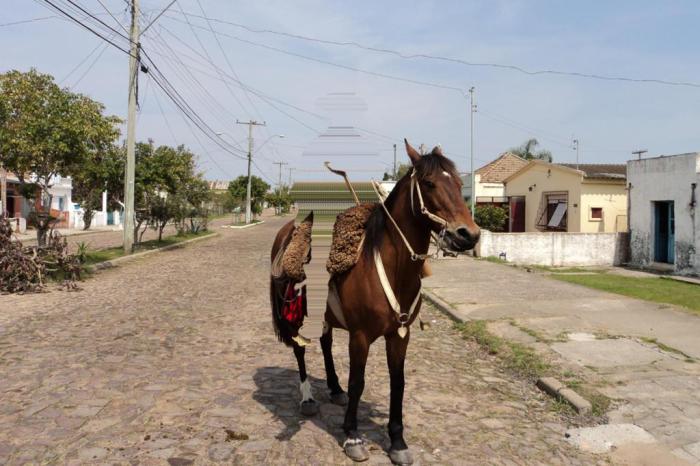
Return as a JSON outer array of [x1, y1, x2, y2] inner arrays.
[[456, 227, 471, 240]]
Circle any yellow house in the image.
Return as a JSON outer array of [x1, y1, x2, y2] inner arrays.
[[503, 161, 628, 233]]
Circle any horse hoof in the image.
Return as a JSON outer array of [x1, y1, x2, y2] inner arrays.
[[330, 391, 348, 406], [389, 448, 413, 465], [300, 399, 319, 416], [343, 440, 369, 462]]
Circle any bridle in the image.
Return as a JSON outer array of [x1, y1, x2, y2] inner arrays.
[[371, 168, 453, 261]]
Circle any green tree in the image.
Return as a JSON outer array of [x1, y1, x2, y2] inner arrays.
[[0, 69, 120, 245], [227, 175, 270, 218], [474, 205, 508, 232], [382, 163, 412, 181], [509, 138, 553, 162], [71, 143, 123, 230], [265, 187, 292, 214]]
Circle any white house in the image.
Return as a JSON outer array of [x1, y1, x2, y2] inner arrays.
[[627, 152, 699, 274], [461, 152, 528, 206]]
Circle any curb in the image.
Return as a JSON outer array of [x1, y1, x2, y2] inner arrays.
[[421, 289, 466, 322], [424, 287, 594, 415], [222, 221, 265, 230], [536, 377, 592, 414], [92, 232, 218, 271]]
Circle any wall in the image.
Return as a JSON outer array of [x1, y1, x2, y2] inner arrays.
[[628, 153, 700, 274], [478, 230, 629, 266], [504, 164, 583, 232], [579, 181, 628, 233]]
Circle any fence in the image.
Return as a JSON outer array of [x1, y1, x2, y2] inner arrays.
[[478, 230, 629, 267]]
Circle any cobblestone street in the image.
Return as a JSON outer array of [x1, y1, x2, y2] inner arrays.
[[0, 217, 603, 465]]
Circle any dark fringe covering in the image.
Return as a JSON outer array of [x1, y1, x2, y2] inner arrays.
[[327, 203, 378, 276]]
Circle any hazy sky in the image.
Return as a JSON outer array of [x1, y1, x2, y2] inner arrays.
[[2, 0, 699, 183]]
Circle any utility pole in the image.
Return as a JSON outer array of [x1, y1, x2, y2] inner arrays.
[[274, 161, 288, 190], [468, 87, 476, 214], [0, 166, 7, 219], [123, 0, 139, 253], [632, 149, 648, 160], [287, 167, 294, 193], [572, 138, 580, 170], [236, 120, 266, 224], [393, 143, 397, 180]]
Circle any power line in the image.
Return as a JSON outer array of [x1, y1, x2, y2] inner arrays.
[[95, 0, 129, 34], [71, 40, 110, 87], [175, 10, 700, 90], [37, 0, 135, 57], [0, 16, 56, 27], [161, 13, 467, 94]]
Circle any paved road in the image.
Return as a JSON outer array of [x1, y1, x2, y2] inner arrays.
[[0, 218, 602, 465], [425, 257, 700, 464]]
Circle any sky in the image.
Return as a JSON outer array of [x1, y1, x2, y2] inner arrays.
[[2, 0, 699, 184]]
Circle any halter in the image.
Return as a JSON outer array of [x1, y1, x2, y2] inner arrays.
[[371, 169, 451, 261]]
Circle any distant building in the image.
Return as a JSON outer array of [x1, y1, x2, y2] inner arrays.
[[627, 152, 699, 274], [465, 152, 529, 203], [504, 161, 628, 233], [208, 180, 229, 192]]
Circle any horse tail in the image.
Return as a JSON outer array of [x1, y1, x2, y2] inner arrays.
[[270, 219, 297, 346]]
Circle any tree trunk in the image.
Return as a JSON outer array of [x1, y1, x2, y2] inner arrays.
[[82, 209, 94, 231], [158, 222, 165, 242]]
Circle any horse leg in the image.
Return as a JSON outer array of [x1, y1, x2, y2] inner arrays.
[[320, 326, 348, 405], [293, 342, 318, 416], [343, 331, 370, 462], [386, 331, 412, 465]]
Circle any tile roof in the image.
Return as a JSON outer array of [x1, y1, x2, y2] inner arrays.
[[557, 163, 627, 180], [475, 152, 528, 183]]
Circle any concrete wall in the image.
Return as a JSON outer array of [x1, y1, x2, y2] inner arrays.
[[505, 164, 583, 232], [627, 153, 699, 274], [579, 181, 628, 233], [478, 230, 629, 266]]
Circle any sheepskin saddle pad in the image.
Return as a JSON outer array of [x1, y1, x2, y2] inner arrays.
[[277, 213, 313, 281], [327, 203, 378, 276]]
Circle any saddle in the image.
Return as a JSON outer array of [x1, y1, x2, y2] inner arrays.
[[326, 203, 378, 276]]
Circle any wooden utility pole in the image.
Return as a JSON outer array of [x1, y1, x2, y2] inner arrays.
[[123, 0, 139, 253], [273, 161, 288, 190], [236, 120, 266, 224], [0, 166, 7, 218], [468, 87, 476, 214], [393, 143, 397, 180]]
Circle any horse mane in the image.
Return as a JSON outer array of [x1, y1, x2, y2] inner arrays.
[[363, 149, 458, 260]]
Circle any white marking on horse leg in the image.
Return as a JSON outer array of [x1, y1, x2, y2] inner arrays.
[[300, 379, 314, 402]]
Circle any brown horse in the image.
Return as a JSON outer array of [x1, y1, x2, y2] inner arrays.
[[270, 140, 479, 464]]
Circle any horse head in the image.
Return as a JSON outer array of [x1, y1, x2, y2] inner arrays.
[[404, 139, 480, 252]]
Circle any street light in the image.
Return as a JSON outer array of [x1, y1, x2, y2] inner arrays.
[[255, 134, 285, 154]]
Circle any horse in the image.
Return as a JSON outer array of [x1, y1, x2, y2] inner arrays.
[[269, 140, 480, 464]]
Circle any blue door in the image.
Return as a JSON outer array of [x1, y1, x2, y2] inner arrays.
[[654, 201, 674, 264], [107, 211, 114, 225]]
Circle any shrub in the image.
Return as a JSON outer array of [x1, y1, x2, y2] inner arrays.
[[474, 205, 508, 232]]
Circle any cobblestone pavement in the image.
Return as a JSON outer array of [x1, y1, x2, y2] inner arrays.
[[0, 217, 604, 465]]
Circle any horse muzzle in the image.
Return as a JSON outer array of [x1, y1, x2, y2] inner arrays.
[[442, 226, 480, 252]]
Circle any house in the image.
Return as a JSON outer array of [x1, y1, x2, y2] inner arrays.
[[0, 170, 33, 233], [627, 152, 699, 274], [462, 152, 528, 207], [503, 161, 628, 233]]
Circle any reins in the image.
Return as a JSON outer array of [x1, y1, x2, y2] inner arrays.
[[371, 169, 451, 261]]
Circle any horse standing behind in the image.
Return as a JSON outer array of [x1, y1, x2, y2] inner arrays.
[[269, 140, 480, 464]]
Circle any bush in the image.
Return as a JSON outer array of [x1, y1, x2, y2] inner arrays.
[[474, 205, 508, 232]]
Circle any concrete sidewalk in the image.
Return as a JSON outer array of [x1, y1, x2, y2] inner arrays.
[[425, 256, 700, 465]]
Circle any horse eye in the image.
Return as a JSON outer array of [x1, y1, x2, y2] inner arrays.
[[424, 180, 435, 189]]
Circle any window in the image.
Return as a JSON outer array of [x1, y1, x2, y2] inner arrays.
[[590, 207, 603, 220], [536, 191, 568, 231]]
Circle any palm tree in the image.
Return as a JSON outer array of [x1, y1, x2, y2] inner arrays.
[[510, 138, 553, 162]]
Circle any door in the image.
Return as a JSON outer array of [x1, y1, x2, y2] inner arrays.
[[107, 210, 114, 225], [654, 201, 674, 263], [509, 196, 525, 232]]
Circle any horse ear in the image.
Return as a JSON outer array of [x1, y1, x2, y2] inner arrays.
[[404, 138, 421, 165], [431, 145, 443, 156]]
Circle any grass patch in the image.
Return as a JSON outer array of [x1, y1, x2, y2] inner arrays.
[[531, 265, 608, 274], [480, 255, 507, 264], [84, 230, 214, 266], [551, 273, 700, 315], [455, 321, 549, 380], [454, 319, 611, 417], [640, 336, 694, 360]]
